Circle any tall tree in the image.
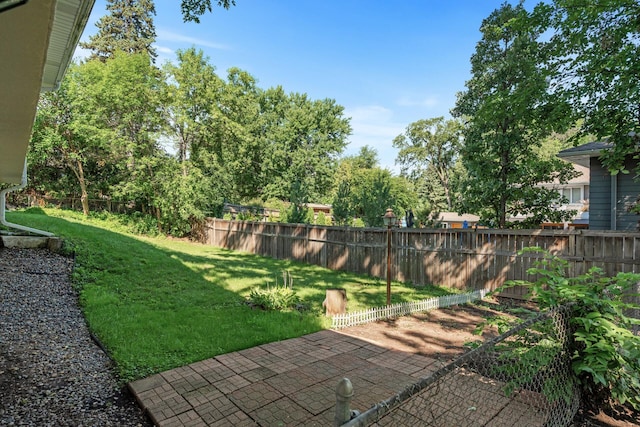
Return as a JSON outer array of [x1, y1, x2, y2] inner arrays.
[[29, 64, 104, 216], [332, 149, 415, 227], [71, 52, 165, 218], [162, 48, 222, 173], [393, 117, 463, 210], [262, 93, 351, 203], [80, 0, 157, 61], [453, 2, 577, 228], [548, 0, 640, 173], [351, 145, 379, 169], [214, 68, 262, 200]]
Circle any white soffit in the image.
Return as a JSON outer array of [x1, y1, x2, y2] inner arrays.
[[0, 0, 95, 184]]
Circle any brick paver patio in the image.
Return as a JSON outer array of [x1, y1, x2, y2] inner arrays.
[[129, 330, 443, 426]]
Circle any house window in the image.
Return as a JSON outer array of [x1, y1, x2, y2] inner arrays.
[[559, 186, 587, 204]]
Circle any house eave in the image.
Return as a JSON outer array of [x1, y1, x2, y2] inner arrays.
[[0, 0, 95, 184]]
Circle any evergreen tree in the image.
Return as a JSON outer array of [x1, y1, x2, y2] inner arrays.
[[80, 0, 157, 62]]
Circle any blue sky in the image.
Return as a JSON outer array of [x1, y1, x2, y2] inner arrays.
[[77, 1, 526, 170]]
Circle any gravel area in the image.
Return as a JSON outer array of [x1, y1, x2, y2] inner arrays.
[[0, 247, 151, 426]]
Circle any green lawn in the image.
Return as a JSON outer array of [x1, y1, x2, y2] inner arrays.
[[6, 208, 452, 382]]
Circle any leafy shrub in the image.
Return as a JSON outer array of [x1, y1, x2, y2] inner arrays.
[[498, 248, 640, 410], [352, 217, 365, 228], [247, 271, 300, 311], [122, 211, 160, 236], [315, 211, 328, 226]]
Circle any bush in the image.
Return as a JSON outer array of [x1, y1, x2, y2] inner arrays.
[[352, 218, 365, 228], [315, 211, 328, 226], [247, 271, 300, 311], [499, 248, 640, 410]]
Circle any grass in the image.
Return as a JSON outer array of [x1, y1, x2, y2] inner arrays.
[[6, 208, 453, 382]]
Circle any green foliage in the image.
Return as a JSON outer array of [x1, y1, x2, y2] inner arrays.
[[331, 180, 353, 226], [453, 3, 577, 228], [331, 147, 415, 228], [80, 0, 157, 61], [281, 204, 313, 225], [393, 117, 463, 211], [351, 217, 365, 228], [181, 0, 236, 23], [28, 43, 351, 237], [8, 208, 453, 382], [547, 0, 640, 175], [501, 248, 640, 410], [260, 91, 351, 203], [248, 271, 301, 311], [280, 181, 314, 224], [315, 211, 328, 226], [118, 211, 161, 236]]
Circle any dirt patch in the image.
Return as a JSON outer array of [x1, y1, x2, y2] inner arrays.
[[337, 301, 639, 427], [337, 301, 506, 363]]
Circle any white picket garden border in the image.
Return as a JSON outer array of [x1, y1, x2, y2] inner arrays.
[[331, 289, 488, 329]]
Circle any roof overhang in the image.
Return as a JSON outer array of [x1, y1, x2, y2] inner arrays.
[[557, 141, 612, 168], [0, 0, 95, 184]]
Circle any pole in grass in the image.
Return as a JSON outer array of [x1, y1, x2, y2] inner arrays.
[[382, 208, 396, 306]]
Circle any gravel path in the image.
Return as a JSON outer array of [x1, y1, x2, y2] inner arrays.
[[0, 247, 151, 426]]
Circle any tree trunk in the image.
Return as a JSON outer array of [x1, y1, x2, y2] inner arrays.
[[76, 159, 90, 216]]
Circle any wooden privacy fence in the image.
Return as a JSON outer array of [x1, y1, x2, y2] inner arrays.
[[196, 219, 640, 299]]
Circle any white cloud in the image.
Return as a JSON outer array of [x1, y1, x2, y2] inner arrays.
[[344, 105, 405, 172], [156, 29, 231, 50], [156, 45, 174, 55]]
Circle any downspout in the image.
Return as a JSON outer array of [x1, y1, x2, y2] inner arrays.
[[0, 159, 54, 236], [611, 173, 617, 230]]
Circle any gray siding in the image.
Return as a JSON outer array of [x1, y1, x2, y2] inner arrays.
[[615, 157, 640, 230], [589, 156, 640, 230], [589, 157, 611, 230]]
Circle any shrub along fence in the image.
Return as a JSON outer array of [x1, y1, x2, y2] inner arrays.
[[197, 219, 640, 300]]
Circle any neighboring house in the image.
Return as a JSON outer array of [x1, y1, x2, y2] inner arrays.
[[436, 212, 480, 229], [307, 203, 332, 218], [538, 163, 590, 227], [0, 0, 95, 235], [558, 141, 640, 231]]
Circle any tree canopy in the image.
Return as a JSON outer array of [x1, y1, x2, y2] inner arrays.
[[180, 0, 236, 23], [393, 117, 463, 212], [30, 46, 352, 234], [453, 2, 577, 228], [547, 0, 640, 173], [80, 0, 157, 61]]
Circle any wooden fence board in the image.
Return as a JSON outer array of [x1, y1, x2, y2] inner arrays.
[[200, 219, 640, 299]]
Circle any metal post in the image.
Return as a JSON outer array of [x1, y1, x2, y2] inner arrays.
[[386, 223, 392, 306], [335, 377, 354, 426]]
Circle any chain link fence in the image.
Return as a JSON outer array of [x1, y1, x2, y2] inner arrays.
[[339, 305, 581, 427]]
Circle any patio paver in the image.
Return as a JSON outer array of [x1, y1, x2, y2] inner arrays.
[[129, 330, 440, 426]]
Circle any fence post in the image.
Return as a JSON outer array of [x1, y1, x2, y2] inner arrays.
[[335, 377, 354, 426]]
